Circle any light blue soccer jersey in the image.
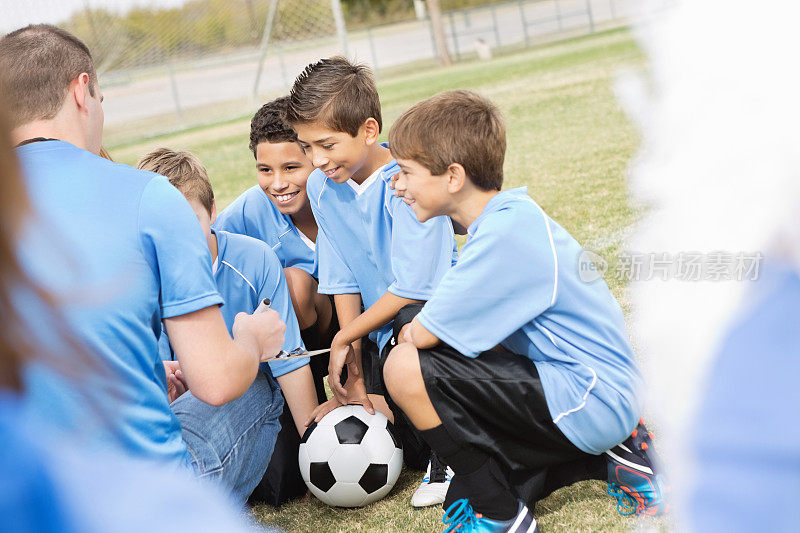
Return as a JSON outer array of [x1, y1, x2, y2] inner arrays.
[[417, 187, 643, 454], [159, 229, 307, 377], [306, 149, 457, 351], [214, 185, 317, 278], [17, 141, 223, 466]]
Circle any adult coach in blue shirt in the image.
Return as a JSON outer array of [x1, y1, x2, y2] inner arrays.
[[0, 24, 287, 501]]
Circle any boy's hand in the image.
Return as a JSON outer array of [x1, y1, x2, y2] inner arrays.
[[232, 309, 286, 362], [164, 360, 187, 403], [306, 378, 375, 425], [328, 334, 358, 401]]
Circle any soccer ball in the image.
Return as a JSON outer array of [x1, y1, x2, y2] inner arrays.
[[299, 405, 403, 507]]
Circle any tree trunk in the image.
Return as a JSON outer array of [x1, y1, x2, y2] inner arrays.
[[426, 0, 453, 66]]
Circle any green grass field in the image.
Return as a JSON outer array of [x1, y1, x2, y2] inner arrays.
[[113, 27, 664, 532]]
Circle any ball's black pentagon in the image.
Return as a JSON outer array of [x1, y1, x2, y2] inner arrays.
[[309, 462, 336, 492], [385, 421, 402, 449], [334, 415, 369, 444], [300, 421, 317, 444], [358, 463, 388, 494]]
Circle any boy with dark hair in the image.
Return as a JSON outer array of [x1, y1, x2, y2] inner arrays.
[[137, 147, 319, 506], [215, 96, 334, 404], [384, 90, 665, 531], [216, 97, 332, 338], [287, 57, 458, 506]]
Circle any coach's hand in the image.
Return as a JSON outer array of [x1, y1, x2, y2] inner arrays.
[[233, 309, 286, 362]]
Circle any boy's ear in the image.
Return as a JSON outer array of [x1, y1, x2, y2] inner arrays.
[[361, 118, 380, 146], [446, 163, 467, 194], [210, 200, 218, 225]]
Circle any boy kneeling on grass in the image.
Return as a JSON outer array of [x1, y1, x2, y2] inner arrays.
[[383, 90, 666, 532], [137, 148, 319, 504]]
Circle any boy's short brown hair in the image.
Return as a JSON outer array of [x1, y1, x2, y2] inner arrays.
[[389, 90, 505, 191], [285, 56, 382, 137], [0, 24, 98, 128], [136, 148, 215, 216]]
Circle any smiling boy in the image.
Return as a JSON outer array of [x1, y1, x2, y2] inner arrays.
[[384, 90, 665, 530], [286, 57, 458, 504], [215, 97, 334, 347]]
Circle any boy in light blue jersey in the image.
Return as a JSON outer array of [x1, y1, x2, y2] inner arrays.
[[138, 148, 319, 505], [383, 91, 665, 531], [286, 57, 458, 499], [214, 97, 334, 343], [215, 96, 336, 406]]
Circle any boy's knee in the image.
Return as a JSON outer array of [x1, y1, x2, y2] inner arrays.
[[383, 343, 424, 401], [283, 267, 317, 329]]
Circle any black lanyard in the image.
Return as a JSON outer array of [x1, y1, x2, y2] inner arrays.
[[15, 137, 58, 148]]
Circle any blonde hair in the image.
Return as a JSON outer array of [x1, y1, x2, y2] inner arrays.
[[136, 148, 214, 215]]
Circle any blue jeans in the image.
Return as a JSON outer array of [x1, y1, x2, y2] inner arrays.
[[171, 370, 283, 503]]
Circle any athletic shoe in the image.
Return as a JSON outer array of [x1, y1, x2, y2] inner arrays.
[[605, 419, 669, 516], [412, 453, 454, 508], [442, 498, 538, 533]]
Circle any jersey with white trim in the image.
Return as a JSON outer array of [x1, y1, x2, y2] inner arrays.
[[306, 150, 457, 351], [214, 185, 317, 278], [159, 230, 307, 377], [417, 187, 642, 454]]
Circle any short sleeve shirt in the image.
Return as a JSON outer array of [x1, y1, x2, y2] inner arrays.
[[418, 188, 643, 454], [306, 147, 457, 351], [17, 141, 222, 466], [214, 185, 317, 278]]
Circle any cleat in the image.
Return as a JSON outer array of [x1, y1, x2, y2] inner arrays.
[[605, 420, 668, 516], [412, 453, 454, 508], [442, 499, 538, 533]]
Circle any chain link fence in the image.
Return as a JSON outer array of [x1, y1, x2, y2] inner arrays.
[[2, 0, 642, 146]]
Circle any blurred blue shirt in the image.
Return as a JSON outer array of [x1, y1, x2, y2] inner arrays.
[[17, 141, 222, 466]]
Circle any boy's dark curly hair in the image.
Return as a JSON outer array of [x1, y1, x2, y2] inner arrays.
[[249, 96, 298, 156]]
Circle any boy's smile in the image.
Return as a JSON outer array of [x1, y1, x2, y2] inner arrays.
[[394, 157, 450, 222], [294, 122, 374, 185], [256, 140, 313, 215]]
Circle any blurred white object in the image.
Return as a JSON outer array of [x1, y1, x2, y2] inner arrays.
[[623, 0, 800, 526], [414, 0, 427, 20], [475, 38, 493, 60]]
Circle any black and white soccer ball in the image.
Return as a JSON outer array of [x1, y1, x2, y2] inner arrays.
[[299, 405, 403, 507]]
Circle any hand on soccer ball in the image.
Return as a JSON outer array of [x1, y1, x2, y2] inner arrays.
[[307, 377, 375, 426]]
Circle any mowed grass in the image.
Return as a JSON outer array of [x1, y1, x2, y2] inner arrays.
[[112, 28, 664, 532]]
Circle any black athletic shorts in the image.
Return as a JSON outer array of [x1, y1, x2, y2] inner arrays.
[[420, 342, 607, 505], [388, 304, 605, 504]]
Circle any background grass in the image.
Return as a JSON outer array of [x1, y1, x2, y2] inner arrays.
[[112, 28, 664, 532]]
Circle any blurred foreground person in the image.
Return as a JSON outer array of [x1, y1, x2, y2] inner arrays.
[[0, 104, 263, 531], [627, 0, 800, 530]]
